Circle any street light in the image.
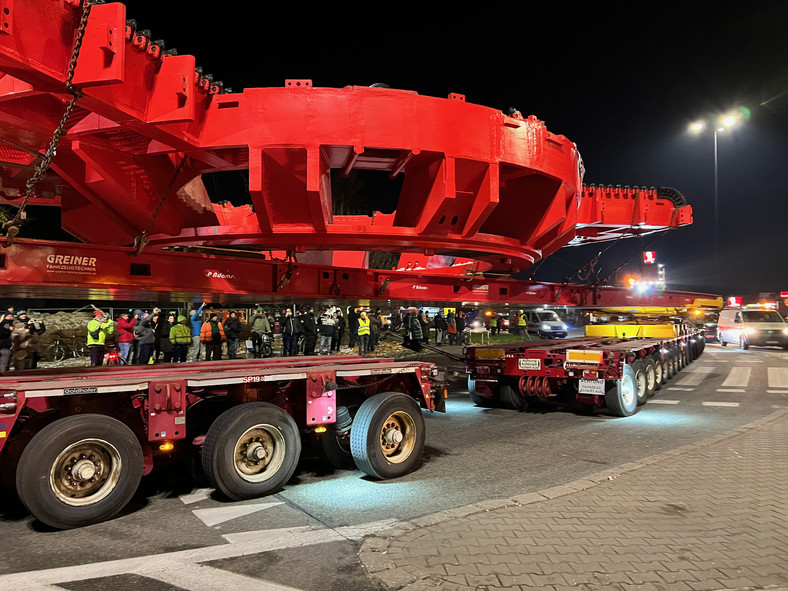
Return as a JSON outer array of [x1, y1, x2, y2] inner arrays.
[[688, 110, 745, 291]]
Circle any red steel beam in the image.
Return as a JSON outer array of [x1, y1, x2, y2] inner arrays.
[[0, 239, 719, 309]]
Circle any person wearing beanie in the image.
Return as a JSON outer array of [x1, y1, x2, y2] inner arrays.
[[224, 310, 242, 359], [116, 310, 138, 365], [86, 309, 115, 367], [169, 315, 191, 363], [200, 312, 226, 361]]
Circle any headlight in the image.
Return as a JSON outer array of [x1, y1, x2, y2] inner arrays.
[[561, 324, 568, 330], [541, 323, 551, 330], [783, 328, 788, 335], [744, 328, 756, 335]]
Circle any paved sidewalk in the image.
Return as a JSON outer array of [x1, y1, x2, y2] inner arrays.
[[360, 409, 788, 591]]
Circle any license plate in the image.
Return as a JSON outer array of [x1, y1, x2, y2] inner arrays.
[[518, 358, 541, 371], [767, 340, 779, 344], [578, 378, 606, 395]]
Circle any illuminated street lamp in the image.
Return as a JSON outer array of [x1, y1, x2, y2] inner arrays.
[[689, 109, 747, 289]]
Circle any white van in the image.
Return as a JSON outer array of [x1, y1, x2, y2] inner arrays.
[[717, 307, 788, 350], [525, 309, 568, 339]]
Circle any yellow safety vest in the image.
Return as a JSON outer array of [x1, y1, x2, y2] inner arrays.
[[357, 318, 370, 335]]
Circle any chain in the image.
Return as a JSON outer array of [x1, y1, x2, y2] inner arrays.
[[3, 0, 94, 245], [134, 155, 189, 255]]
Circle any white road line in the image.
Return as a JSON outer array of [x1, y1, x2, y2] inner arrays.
[[140, 560, 301, 591], [668, 387, 695, 391], [675, 366, 715, 386], [0, 520, 401, 588], [647, 399, 680, 404], [702, 401, 740, 407], [721, 367, 751, 387], [768, 390, 788, 394], [192, 502, 284, 527], [717, 388, 746, 392], [768, 367, 788, 389]]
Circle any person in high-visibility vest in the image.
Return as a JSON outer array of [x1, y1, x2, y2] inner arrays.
[[357, 311, 371, 356], [86, 309, 115, 367], [517, 310, 527, 336], [489, 314, 498, 335]]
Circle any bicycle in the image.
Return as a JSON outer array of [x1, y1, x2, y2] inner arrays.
[[47, 330, 86, 362]]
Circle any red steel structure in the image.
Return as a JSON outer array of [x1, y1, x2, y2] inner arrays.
[[0, 1, 702, 304]]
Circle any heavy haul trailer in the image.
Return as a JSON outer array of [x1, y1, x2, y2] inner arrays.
[[0, 355, 441, 529], [466, 327, 705, 416]]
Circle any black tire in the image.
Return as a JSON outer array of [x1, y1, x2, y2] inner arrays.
[[643, 357, 657, 399], [468, 377, 496, 407], [16, 414, 143, 529], [319, 425, 356, 470], [740, 336, 749, 351], [631, 360, 649, 406], [651, 354, 664, 391], [499, 383, 528, 411], [319, 405, 357, 470], [49, 344, 66, 362], [202, 402, 301, 500], [718, 332, 727, 347], [350, 392, 425, 479], [261, 343, 273, 358], [605, 364, 638, 417]]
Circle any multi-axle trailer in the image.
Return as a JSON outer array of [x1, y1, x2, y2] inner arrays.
[[0, 355, 440, 529], [466, 327, 705, 415]]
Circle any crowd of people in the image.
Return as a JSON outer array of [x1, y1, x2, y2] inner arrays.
[[0, 303, 471, 372]]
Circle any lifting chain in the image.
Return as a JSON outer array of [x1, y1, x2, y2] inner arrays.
[[133, 155, 189, 256], [3, 0, 95, 246]]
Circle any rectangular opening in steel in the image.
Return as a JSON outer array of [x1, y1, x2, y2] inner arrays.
[[130, 263, 151, 276]]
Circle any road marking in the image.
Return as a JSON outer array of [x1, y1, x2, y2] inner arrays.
[[140, 560, 301, 591], [702, 401, 740, 407], [180, 488, 214, 505], [721, 367, 751, 387], [768, 367, 788, 388], [223, 518, 399, 544], [648, 399, 680, 404], [668, 387, 695, 391], [192, 502, 284, 527], [768, 390, 788, 395], [0, 520, 401, 589], [716, 388, 745, 392], [675, 366, 715, 386]]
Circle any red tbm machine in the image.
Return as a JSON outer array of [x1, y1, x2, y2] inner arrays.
[[0, 1, 717, 528]]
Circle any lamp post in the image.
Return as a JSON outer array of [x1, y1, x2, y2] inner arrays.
[[689, 112, 743, 291]]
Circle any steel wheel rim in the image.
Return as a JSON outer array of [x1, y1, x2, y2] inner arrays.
[[621, 375, 636, 408], [635, 370, 647, 398], [646, 367, 656, 390], [233, 424, 286, 483], [379, 411, 417, 464], [50, 438, 122, 506]]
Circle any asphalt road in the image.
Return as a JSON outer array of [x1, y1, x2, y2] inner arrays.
[[1, 342, 786, 590]]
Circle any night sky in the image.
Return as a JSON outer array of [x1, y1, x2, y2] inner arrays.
[[121, 1, 788, 298]]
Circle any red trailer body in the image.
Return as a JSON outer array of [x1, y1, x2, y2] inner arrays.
[[0, 355, 440, 529]]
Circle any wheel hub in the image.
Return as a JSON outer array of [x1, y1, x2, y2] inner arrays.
[[233, 425, 285, 482], [50, 439, 121, 506], [72, 459, 97, 482]]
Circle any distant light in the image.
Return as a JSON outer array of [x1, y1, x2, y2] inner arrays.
[[720, 114, 737, 127], [689, 121, 705, 133]]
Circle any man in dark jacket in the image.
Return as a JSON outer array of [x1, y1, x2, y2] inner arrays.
[[347, 306, 359, 349], [281, 309, 303, 356], [224, 310, 243, 359], [333, 309, 346, 352], [301, 308, 317, 355], [0, 312, 13, 373], [135, 312, 156, 365], [433, 311, 448, 345], [369, 308, 383, 352]]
